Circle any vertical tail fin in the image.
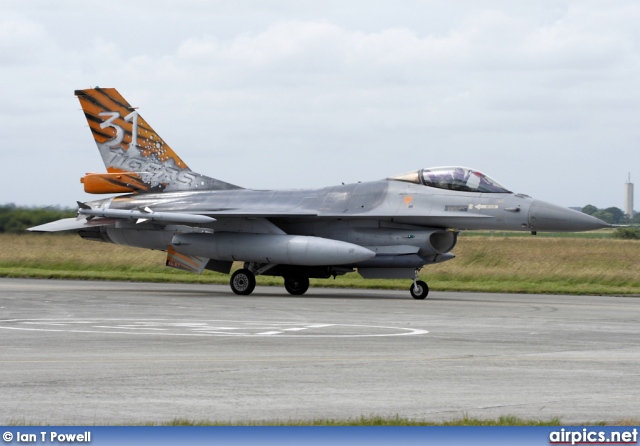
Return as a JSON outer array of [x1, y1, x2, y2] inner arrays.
[[76, 87, 241, 194]]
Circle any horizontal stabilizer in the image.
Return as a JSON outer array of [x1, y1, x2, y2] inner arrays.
[[28, 217, 116, 232]]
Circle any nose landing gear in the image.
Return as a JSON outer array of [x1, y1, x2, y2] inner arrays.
[[410, 269, 429, 300]]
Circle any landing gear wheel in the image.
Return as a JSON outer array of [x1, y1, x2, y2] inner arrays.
[[410, 280, 429, 300], [284, 277, 310, 296], [230, 269, 256, 295]]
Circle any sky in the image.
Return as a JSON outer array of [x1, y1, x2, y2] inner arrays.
[[1, 0, 638, 209]]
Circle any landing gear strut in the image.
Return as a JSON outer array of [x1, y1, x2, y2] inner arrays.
[[230, 268, 256, 295], [410, 269, 429, 300]]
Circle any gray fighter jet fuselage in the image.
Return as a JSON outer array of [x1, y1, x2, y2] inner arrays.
[[30, 88, 610, 299]]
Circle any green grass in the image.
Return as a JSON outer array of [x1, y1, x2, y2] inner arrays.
[[160, 414, 566, 426], [1, 233, 640, 295], [461, 229, 616, 239]]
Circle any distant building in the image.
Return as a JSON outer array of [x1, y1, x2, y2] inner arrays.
[[625, 174, 634, 218]]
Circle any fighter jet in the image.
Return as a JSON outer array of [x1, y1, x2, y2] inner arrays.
[[29, 88, 610, 299]]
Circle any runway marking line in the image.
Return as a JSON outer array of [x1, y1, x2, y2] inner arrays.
[[0, 318, 429, 338]]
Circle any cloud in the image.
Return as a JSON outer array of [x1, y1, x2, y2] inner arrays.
[[0, 15, 48, 65], [0, 1, 639, 207]]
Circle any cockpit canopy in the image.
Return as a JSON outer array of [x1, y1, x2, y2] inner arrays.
[[390, 167, 511, 193]]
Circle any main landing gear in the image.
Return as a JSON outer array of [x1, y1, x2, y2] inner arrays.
[[283, 277, 310, 295], [230, 269, 256, 295], [229, 266, 311, 296]]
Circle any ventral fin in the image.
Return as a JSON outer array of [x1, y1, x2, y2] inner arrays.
[[166, 246, 209, 274]]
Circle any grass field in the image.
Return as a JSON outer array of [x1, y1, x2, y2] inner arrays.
[[1, 233, 639, 295], [160, 415, 566, 426]]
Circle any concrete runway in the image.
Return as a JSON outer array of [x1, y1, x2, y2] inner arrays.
[[1, 278, 639, 424]]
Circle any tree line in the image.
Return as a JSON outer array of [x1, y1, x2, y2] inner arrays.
[[581, 204, 639, 225], [0, 204, 75, 233], [580, 205, 640, 239]]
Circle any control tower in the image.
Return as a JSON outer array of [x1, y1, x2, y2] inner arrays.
[[625, 174, 634, 218]]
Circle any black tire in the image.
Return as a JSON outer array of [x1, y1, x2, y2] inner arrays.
[[284, 277, 310, 296], [410, 280, 429, 300], [230, 269, 256, 295]]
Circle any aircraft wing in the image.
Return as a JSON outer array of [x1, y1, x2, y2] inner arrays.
[[28, 206, 490, 232], [193, 207, 482, 220], [215, 209, 491, 222], [27, 209, 317, 233]]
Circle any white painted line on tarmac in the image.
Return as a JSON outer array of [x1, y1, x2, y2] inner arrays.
[[93, 326, 169, 331], [0, 319, 429, 338]]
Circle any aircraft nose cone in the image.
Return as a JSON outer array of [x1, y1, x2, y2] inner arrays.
[[528, 200, 610, 232]]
